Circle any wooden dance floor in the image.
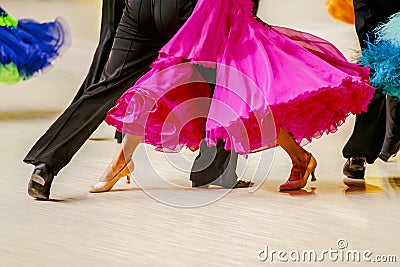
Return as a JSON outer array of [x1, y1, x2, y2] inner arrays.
[[1, 0, 399, 266]]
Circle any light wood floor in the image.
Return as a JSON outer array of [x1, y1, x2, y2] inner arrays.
[[1, 0, 398, 266]]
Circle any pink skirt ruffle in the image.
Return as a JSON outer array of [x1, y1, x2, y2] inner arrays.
[[105, 0, 375, 154]]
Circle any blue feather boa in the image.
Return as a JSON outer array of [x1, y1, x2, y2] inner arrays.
[[359, 11, 400, 97]]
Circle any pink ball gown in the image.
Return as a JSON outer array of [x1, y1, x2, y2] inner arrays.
[[105, 0, 375, 154]]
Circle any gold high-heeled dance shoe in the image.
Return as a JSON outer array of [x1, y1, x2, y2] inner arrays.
[[90, 160, 134, 193], [279, 153, 317, 191]]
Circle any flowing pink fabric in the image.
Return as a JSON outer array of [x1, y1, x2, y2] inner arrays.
[[105, 0, 375, 154]]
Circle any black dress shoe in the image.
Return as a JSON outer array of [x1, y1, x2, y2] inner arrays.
[[192, 179, 254, 189], [27, 163, 54, 200], [343, 157, 366, 179]]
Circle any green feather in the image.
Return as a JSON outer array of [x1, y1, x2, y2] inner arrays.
[[0, 63, 24, 84]]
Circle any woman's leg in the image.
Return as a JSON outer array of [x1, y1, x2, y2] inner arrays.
[[277, 128, 309, 166], [98, 134, 142, 183], [276, 128, 317, 191], [90, 134, 142, 193], [90, 0, 198, 193]]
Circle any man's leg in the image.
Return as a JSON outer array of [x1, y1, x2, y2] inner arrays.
[[342, 0, 386, 178], [26, 0, 126, 200], [25, 0, 198, 199], [343, 0, 400, 178], [190, 140, 241, 188], [343, 91, 387, 164], [75, 0, 126, 144], [377, 0, 400, 161], [190, 0, 261, 188], [24, 6, 160, 199], [25, 46, 158, 199], [379, 95, 400, 161], [72, 0, 125, 102], [24, 2, 158, 173], [343, 91, 386, 177], [188, 65, 246, 188]]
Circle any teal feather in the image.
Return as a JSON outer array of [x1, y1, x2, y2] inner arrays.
[[375, 11, 400, 46], [357, 11, 400, 98], [359, 41, 400, 98]]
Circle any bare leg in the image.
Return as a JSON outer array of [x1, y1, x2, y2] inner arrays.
[[276, 128, 309, 166], [276, 128, 317, 191], [99, 134, 142, 182], [90, 134, 142, 193]]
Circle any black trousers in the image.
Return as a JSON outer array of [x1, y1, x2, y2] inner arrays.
[[71, 0, 125, 103], [24, 0, 197, 174], [382, 96, 400, 155], [189, 0, 260, 186], [342, 0, 400, 164]]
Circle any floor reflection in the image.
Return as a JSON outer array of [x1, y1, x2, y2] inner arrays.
[[388, 177, 400, 190], [279, 187, 317, 197], [343, 176, 400, 195]]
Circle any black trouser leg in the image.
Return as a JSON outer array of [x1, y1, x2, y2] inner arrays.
[[343, 91, 387, 163], [376, 1, 400, 158], [24, 49, 157, 174], [24, 0, 197, 175], [343, 0, 400, 164], [252, 0, 260, 15], [189, 66, 239, 187], [72, 0, 125, 142], [381, 95, 400, 155], [71, 0, 125, 103], [115, 131, 125, 143], [189, 1, 262, 186], [190, 140, 239, 186]]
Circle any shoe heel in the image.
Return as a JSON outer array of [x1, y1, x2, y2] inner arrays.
[[311, 171, 317, 182], [90, 160, 134, 193], [31, 173, 46, 186], [279, 153, 317, 191]]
